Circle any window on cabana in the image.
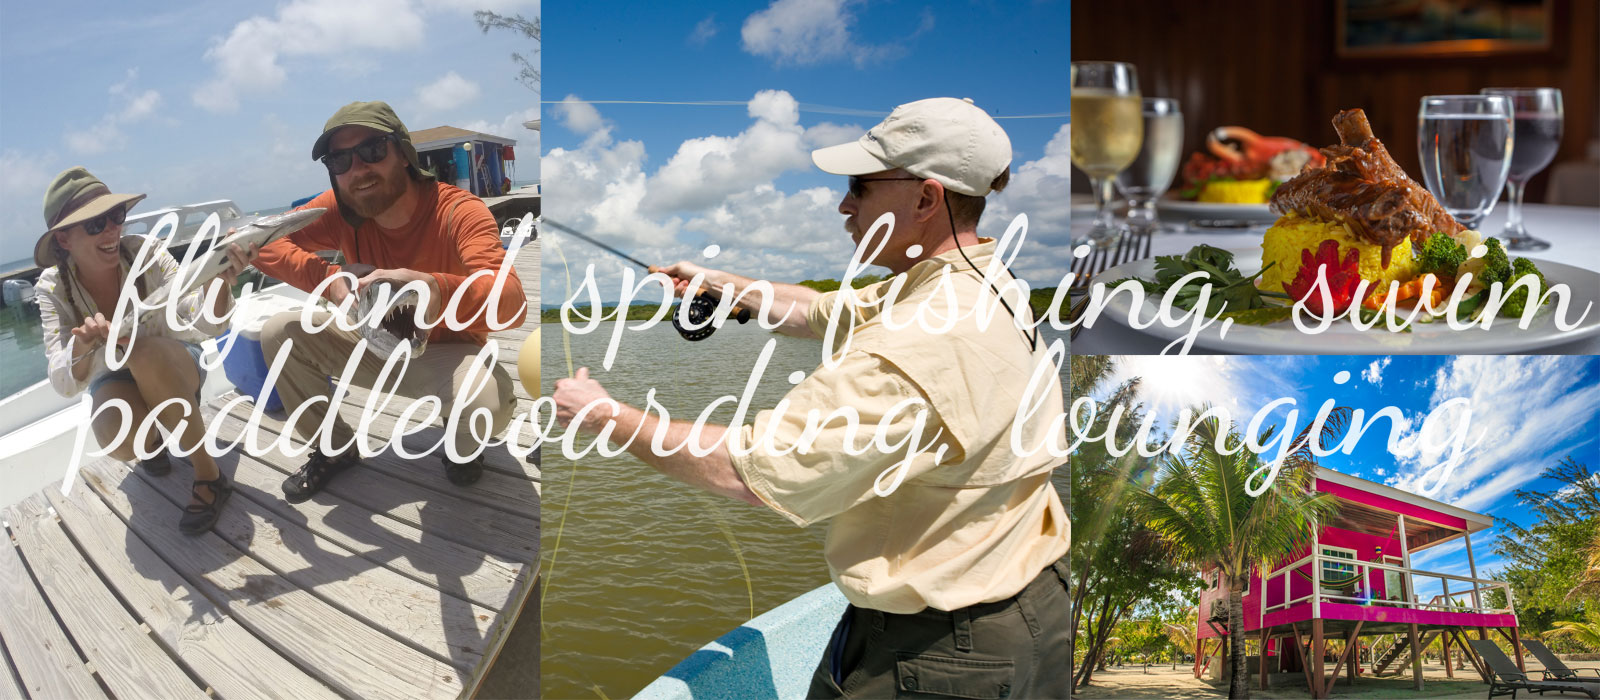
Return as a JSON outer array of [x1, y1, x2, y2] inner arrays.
[[1319, 545, 1363, 594]]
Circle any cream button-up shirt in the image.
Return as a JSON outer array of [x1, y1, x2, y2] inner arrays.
[[729, 239, 1069, 613]]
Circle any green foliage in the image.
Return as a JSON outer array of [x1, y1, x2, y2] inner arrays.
[[540, 303, 672, 324], [1068, 357, 1205, 688], [1114, 244, 1282, 318], [1494, 457, 1599, 639], [474, 11, 540, 92], [1415, 232, 1468, 279], [1131, 406, 1351, 699]]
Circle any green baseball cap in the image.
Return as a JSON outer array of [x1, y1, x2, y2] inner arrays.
[[311, 100, 432, 177], [35, 166, 147, 267]]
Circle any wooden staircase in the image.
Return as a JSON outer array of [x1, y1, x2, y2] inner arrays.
[[1374, 630, 1440, 675]]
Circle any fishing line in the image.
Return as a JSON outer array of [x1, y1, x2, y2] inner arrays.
[[700, 493, 756, 620], [540, 231, 757, 665], [541, 98, 1066, 120]]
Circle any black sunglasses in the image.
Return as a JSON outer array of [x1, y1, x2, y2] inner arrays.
[[847, 175, 923, 199], [81, 205, 127, 236], [321, 134, 395, 175]]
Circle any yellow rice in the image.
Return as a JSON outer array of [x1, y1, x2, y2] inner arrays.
[[1258, 212, 1419, 295], [1198, 179, 1273, 204]]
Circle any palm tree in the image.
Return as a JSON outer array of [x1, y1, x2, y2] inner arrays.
[[1133, 408, 1351, 699], [1545, 621, 1600, 650]]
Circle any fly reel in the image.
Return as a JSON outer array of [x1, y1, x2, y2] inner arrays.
[[674, 293, 752, 341]]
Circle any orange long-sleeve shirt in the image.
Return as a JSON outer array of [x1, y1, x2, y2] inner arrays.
[[255, 182, 526, 346]]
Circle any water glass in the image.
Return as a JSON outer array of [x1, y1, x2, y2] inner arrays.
[[1417, 95, 1513, 232], [1481, 87, 1562, 251], [1071, 62, 1142, 248], [1115, 98, 1182, 231]]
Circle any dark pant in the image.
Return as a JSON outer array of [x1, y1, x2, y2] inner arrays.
[[808, 562, 1071, 699]]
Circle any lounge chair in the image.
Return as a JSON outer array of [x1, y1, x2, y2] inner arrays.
[[1467, 639, 1599, 699], [1525, 640, 1600, 682]]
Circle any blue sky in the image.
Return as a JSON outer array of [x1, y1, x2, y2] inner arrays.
[[1100, 354, 1600, 588], [541, 0, 1069, 303], [0, 0, 539, 265]]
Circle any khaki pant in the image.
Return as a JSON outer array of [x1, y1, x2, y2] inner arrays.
[[809, 562, 1071, 699], [259, 309, 518, 457]]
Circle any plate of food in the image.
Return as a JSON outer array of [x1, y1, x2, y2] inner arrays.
[[1158, 126, 1324, 222], [1098, 109, 1600, 354]]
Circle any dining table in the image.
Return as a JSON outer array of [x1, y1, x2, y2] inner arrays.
[[1069, 200, 1600, 355]]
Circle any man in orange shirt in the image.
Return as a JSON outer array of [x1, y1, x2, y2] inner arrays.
[[255, 101, 526, 502]]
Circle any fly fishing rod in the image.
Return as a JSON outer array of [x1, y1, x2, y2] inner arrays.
[[542, 218, 751, 341]]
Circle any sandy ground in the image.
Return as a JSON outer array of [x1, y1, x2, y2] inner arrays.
[[1071, 655, 1600, 699]]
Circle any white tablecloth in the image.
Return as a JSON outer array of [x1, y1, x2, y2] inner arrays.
[[1069, 202, 1600, 355]]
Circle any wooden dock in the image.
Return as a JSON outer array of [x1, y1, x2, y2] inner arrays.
[[0, 241, 541, 699]]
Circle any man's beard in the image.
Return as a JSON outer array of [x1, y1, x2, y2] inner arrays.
[[341, 169, 409, 220]]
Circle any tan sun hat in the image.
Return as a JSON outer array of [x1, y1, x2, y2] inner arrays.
[[36, 167, 147, 267], [811, 97, 1012, 197]]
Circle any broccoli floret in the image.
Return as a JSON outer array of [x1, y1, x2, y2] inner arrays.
[[1415, 232, 1468, 279], [1479, 237, 1513, 285], [1500, 257, 1546, 317]]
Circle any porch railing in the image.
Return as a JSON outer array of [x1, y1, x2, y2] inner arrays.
[[1259, 553, 1515, 618]]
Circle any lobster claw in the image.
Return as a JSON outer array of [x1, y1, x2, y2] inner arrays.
[[1206, 126, 1263, 163]]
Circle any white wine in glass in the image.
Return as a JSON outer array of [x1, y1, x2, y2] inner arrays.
[[1071, 62, 1142, 247]]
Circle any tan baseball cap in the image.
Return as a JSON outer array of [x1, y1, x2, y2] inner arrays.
[[811, 97, 1012, 196]]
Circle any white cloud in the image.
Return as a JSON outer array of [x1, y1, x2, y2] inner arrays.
[[416, 71, 481, 113], [0, 150, 58, 263], [688, 14, 718, 46], [63, 70, 164, 155], [1385, 355, 1600, 513], [741, 0, 898, 67], [555, 95, 605, 135], [981, 123, 1072, 285], [193, 0, 427, 113], [1362, 356, 1392, 387], [641, 90, 814, 213]]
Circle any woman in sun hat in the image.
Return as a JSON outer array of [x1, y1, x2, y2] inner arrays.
[[34, 166, 255, 535]]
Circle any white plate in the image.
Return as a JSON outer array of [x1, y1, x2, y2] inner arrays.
[[1092, 248, 1600, 354], [1159, 198, 1279, 222]]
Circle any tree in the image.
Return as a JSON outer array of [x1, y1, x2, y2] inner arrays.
[[1068, 356, 1203, 688], [475, 10, 540, 92], [1133, 408, 1351, 699], [1494, 457, 1598, 639]]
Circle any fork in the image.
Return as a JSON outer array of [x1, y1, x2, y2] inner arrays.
[[1067, 229, 1152, 340]]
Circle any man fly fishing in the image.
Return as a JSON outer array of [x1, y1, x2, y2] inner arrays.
[[553, 97, 1070, 698]]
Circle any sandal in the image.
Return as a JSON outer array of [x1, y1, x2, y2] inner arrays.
[[283, 450, 357, 504], [443, 454, 484, 486], [179, 474, 232, 535], [138, 450, 172, 477]]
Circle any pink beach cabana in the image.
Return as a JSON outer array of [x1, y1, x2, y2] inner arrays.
[[1193, 467, 1520, 698]]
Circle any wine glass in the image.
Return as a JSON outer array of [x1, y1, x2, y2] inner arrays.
[[1115, 98, 1182, 233], [1417, 95, 1513, 232], [1071, 62, 1143, 247], [1482, 87, 1562, 251]]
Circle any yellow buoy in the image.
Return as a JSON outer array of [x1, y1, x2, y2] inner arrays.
[[516, 330, 540, 397]]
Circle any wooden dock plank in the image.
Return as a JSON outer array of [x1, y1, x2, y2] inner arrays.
[[0, 636, 25, 700], [177, 447, 519, 612], [43, 481, 339, 700], [6, 494, 208, 700], [119, 458, 498, 667], [204, 428, 539, 563], [212, 396, 541, 503], [0, 515, 106, 700], [79, 462, 465, 699], [37, 487, 340, 700]]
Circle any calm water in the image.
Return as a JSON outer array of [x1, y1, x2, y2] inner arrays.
[[537, 319, 1069, 698], [0, 302, 46, 396]]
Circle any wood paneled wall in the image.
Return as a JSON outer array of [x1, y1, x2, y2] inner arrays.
[[1071, 0, 1598, 202]]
